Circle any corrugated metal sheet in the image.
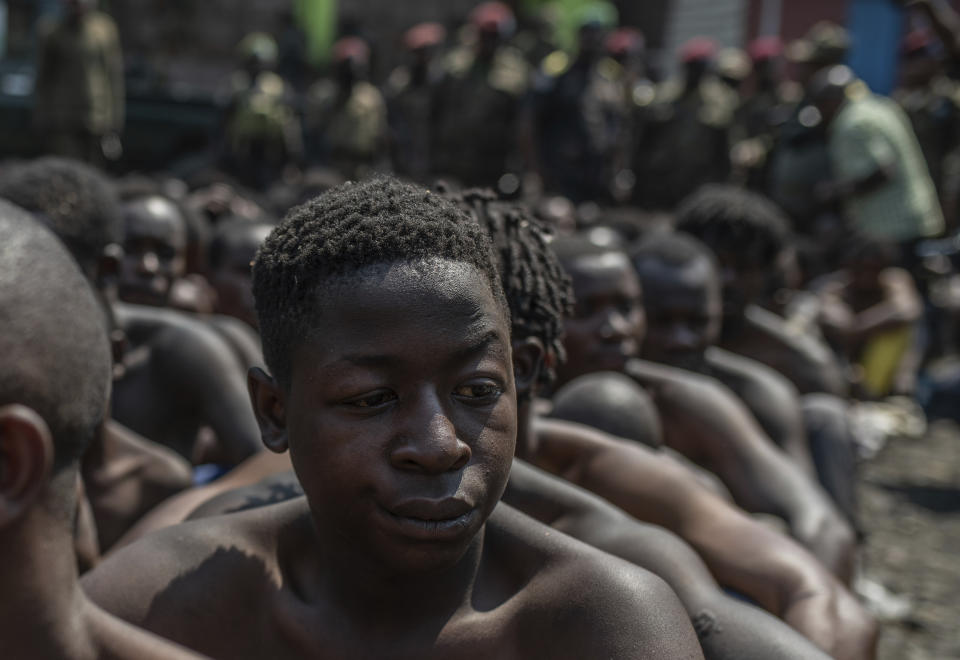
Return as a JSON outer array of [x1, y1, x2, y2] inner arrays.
[[660, 0, 747, 73]]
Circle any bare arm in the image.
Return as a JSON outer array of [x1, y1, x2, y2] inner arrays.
[[705, 348, 816, 475], [533, 418, 876, 659], [507, 460, 830, 659], [154, 324, 262, 465], [853, 268, 923, 337], [625, 360, 856, 581]]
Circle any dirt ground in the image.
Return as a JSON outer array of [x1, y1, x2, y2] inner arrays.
[[859, 419, 960, 659]]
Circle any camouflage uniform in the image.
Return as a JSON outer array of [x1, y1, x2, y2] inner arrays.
[[432, 44, 530, 186], [767, 22, 850, 232], [632, 75, 737, 210], [224, 69, 302, 189], [305, 78, 388, 181], [533, 50, 628, 201], [34, 10, 124, 162]]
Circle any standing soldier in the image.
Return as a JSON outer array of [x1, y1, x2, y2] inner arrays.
[[385, 22, 447, 181], [893, 29, 960, 230], [223, 33, 302, 190], [633, 38, 737, 210], [304, 36, 388, 180], [733, 37, 799, 190], [34, 0, 124, 164], [767, 22, 849, 241], [532, 2, 626, 202], [433, 2, 530, 187]]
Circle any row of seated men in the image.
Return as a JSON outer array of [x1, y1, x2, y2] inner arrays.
[[0, 156, 906, 658]]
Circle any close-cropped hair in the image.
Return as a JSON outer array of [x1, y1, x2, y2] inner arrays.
[[0, 200, 111, 473], [0, 157, 121, 272], [252, 176, 506, 386]]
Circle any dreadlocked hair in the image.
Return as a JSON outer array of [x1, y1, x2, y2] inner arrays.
[[252, 176, 506, 387], [439, 185, 574, 388], [675, 184, 790, 270]]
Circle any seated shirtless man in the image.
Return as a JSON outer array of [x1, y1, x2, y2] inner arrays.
[[83, 177, 702, 659], [815, 235, 923, 398], [632, 230, 860, 523], [0, 201, 201, 659], [0, 157, 263, 469], [165, 188, 874, 659], [0, 157, 202, 550], [674, 184, 849, 396], [207, 218, 275, 330], [550, 234, 858, 581]]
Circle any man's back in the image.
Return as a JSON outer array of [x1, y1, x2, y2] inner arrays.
[[83, 498, 701, 659], [111, 304, 261, 464]]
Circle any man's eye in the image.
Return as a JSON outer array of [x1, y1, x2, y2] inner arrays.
[[344, 390, 396, 409], [453, 382, 503, 402]]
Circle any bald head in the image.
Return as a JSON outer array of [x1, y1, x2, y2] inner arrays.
[[551, 371, 662, 448], [0, 200, 111, 472]]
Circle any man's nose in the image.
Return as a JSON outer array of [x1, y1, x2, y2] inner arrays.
[[599, 307, 633, 340], [390, 391, 471, 474], [137, 251, 160, 275]]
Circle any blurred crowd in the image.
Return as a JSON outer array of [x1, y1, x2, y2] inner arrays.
[[5, 0, 960, 658]]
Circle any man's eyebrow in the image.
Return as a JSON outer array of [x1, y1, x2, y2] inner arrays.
[[449, 328, 506, 364]]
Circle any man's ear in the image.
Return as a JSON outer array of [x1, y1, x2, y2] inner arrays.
[[248, 367, 289, 453], [96, 243, 122, 287], [0, 405, 54, 527], [512, 337, 545, 398]]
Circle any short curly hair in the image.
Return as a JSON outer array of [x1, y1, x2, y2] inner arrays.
[[441, 186, 574, 387], [675, 184, 790, 270], [252, 177, 506, 386], [0, 157, 121, 274]]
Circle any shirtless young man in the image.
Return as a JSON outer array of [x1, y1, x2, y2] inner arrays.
[[0, 158, 202, 550], [550, 235, 858, 581], [632, 231, 860, 522], [207, 218, 275, 330], [179, 189, 873, 659], [0, 201, 202, 659], [674, 184, 850, 397], [815, 236, 923, 398], [83, 178, 702, 659], [0, 157, 263, 469]]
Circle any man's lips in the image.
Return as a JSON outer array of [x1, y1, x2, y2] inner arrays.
[[388, 497, 473, 521], [381, 498, 478, 541]]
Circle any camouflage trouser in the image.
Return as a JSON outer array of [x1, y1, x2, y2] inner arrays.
[[45, 129, 103, 165]]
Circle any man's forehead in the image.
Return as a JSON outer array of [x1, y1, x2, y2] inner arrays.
[[124, 197, 185, 236], [568, 251, 636, 287], [642, 256, 716, 291], [306, 260, 508, 336]]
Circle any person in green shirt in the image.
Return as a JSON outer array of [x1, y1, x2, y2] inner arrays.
[[812, 65, 945, 267]]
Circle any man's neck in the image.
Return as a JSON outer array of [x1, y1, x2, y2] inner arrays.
[[0, 512, 94, 659], [296, 510, 487, 628]]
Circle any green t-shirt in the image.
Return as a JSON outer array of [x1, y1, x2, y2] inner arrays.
[[829, 93, 944, 241]]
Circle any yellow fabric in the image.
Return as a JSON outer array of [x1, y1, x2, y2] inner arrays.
[[859, 326, 912, 397]]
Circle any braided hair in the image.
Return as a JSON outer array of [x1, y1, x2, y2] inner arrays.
[[440, 186, 574, 387]]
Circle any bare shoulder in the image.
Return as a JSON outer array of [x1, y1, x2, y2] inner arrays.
[[489, 505, 704, 659], [82, 499, 306, 637]]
